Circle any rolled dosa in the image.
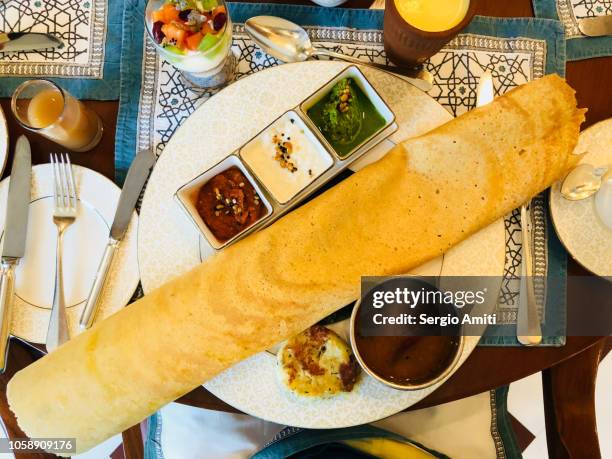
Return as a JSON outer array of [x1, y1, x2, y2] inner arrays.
[[8, 75, 585, 453]]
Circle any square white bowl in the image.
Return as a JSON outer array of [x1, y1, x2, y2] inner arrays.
[[300, 65, 396, 160], [174, 155, 273, 250], [239, 110, 334, 205]]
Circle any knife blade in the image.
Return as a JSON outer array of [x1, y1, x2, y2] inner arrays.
[[79, 150, 156, 330], [0, 32, 63, 53], [578, 15, 612, 37], [476, 70, 494, 106], [0, 136, 31, 372]]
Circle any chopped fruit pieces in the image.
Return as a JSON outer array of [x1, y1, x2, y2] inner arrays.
[[149, 0, 228, 52], [186, 31, 203, 50], [178, 8, 191, 21], [212, 12, 227, 31], [152, 21, 165, 43], [161, 23, 187, 47], [151, 3, 180, 24]]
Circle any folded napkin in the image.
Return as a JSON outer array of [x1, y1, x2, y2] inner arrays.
[[0, 0, 123, 99], [145, 387, 519, 459], [533, 0, 612, 60], [117, 3, 568, 346]]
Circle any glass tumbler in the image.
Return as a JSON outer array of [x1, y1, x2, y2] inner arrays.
[[145, 0, 236, 88], [11, 79, 103, 152], [384, 0, 477, 67]]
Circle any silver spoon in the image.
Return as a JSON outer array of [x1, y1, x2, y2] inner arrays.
[[244, 15, 434, 92], [561, 163, 609, 200]]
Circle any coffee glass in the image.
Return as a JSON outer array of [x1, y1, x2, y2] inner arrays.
[[12, 80, 103, 152]]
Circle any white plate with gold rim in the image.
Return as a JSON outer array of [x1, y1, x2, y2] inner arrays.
[[0, 164, 140, 344], [138, 61, 505, 428], [550, 118, 612, 277], [0, 104, 8, 177]]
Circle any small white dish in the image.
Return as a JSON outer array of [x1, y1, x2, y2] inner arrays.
[[550, 118, 612, 277], [174, 155, 273, 250], [0, 164, 140, 343], [300, 65, 396, 160], [240, 110, 334, 204]]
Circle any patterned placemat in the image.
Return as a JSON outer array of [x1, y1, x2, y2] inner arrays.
[[117, 2, 567, 346], [0, 0, 123, 99], [533, 0, 612, 60]]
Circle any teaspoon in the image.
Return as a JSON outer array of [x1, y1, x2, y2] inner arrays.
[[561, 163, 609, 201], [244, 15, 434, 92]]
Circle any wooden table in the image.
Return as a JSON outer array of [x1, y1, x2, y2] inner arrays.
[[0, 0, 610, 458]]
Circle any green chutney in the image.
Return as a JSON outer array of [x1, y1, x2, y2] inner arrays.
[[307, 78, 386, 158]]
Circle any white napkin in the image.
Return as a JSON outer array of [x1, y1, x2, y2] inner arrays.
[[159, 403, 283, 459], [158, 391, 496, 459]]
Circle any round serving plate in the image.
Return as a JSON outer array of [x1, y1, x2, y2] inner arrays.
[[138, 61, 506, 427], [0, 164, 140, 343], [0, 104, 8, 177], [550, 118, 612, 277]]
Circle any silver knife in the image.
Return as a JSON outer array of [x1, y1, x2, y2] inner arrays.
[[517, 204, 542, 345], [475, 70, 494, 108], [79, 150, 155, 330], [476, 72, 542, 345], [0, 136, 31, 372], [0, 32, 63, 53], [578, 16, 612, 37]]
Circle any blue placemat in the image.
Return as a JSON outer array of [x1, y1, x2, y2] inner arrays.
[[118, 2, 568, 346], [533, 0, 612, 60], [0, 0, 123, 99]]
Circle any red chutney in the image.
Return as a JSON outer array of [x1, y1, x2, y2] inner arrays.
[[196, 166, 267, 242]]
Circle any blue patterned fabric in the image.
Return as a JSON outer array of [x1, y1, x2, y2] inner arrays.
[[533, 0, 612, 60], [0, 0, 123, 99]]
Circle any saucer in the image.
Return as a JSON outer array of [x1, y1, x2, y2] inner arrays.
[[550, 118, 612, 277]]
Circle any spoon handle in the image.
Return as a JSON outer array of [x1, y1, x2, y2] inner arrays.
[[313, 49, 433, 92]]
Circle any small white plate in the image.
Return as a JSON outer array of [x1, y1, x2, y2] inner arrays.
[[0, 164, 140, 344], [550, 118, 612, 277], [0, 105, 8, 177]]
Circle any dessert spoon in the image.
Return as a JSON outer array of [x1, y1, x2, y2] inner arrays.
[[245, 15, 434, 92]]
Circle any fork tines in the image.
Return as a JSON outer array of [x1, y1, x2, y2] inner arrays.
[[50, 153, 77, 211]]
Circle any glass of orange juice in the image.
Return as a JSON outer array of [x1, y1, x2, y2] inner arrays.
[[11, 80, 103, 152], [384, 0, 476, 67]]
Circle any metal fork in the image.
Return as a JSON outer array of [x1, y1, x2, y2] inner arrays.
[[46, 154, 77, 352]]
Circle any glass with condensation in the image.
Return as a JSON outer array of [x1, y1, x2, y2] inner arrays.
[[11, 79, 103, 152]]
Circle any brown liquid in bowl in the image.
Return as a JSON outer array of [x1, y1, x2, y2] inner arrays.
[[354, 334, 460, 385]]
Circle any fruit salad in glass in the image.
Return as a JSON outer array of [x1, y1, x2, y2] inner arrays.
[[145, 0, 234, 85]]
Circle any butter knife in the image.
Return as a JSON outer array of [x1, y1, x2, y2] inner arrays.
[[578, 16, 612, 37], [0, 136, 31, 372], [475, 72, 542, 346], [0, 32, 63, 53], [79, 150, 155, 330], [517, 204, 542, 345]]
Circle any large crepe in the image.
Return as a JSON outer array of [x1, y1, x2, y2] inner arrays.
[[8, 75, 584, 453]]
